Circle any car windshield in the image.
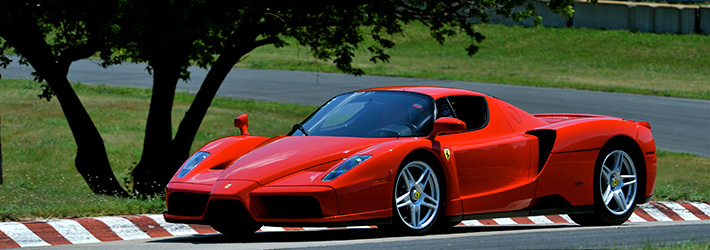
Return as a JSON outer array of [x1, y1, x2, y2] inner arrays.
[[290, 91, 435, 138]]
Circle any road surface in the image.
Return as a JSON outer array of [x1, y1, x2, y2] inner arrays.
[[40, 221, 710, 250]]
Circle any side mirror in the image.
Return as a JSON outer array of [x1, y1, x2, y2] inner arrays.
[[234, 114, 249, 136], [427, 117, 466, 139]]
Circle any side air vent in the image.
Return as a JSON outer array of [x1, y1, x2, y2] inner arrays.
[[526, 130, 557, 174]]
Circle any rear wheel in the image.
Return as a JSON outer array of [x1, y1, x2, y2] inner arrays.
[[392, 160, 444, 234], [571, 147, 639, 226]]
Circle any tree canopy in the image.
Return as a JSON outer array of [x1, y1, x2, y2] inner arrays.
[[0, 0, 574, 196]]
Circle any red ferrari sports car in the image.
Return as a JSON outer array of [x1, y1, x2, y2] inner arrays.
[[164, 86, 656, 235]]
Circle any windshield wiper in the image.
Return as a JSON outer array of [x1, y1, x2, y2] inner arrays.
[[292, 123, 310, 136]]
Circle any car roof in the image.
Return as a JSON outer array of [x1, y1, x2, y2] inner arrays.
[[359, 86, 489, 100]]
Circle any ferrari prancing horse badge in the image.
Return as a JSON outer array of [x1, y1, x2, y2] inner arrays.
[[444, 148, 451, 161]]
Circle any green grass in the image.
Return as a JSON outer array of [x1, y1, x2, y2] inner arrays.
[[0, 79, 313, 221], [238, 23, 710, 99], [654, 151, 710, 202], [627, 240, 710, 250], [0, 79, 707, 221]]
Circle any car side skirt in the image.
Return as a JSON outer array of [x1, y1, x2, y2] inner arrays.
[[261, 217, 392, 228]]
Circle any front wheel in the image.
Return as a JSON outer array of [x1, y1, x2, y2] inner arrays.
[[571, 148, 639, 226], [392, 160, 444, 234]]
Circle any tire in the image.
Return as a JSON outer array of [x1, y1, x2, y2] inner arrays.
[[570, 146, 639, 226], [392, 160, 444, 234]]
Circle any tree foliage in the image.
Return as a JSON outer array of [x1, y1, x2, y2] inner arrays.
[[0, 0, 573, 196]]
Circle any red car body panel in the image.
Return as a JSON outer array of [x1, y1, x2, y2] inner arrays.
[[164, 86, 656, 227]]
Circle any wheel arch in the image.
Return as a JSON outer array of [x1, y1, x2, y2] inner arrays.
[[401, 149, 448, 193], [570, 134, 646, 225], [601, 135, 647, 204], [400, 148, 462, 218], [391, 148, 453, 232]]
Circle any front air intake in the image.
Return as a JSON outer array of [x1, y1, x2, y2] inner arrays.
[[167, 192, 210, 216], [260, 195, 323, 218]]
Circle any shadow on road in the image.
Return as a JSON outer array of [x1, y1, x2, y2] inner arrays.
[[151, 224, 578, 245]]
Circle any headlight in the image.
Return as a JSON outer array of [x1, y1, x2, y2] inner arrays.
[[177, 151, 210, 178], [322, 155, 372, 181]]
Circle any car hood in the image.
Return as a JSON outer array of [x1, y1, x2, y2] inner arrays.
[[218, 136, 393, 185]]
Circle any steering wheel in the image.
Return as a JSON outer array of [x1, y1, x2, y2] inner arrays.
[[369, 128, 402, 137], [396, 122, 418, 131], [370, 123, 419, 137]]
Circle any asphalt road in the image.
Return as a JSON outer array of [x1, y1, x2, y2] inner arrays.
[[39, 221, 710, 250], [2, 58, 709, 156]]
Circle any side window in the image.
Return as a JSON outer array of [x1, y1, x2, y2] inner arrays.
[[437, 96, 488, 131]]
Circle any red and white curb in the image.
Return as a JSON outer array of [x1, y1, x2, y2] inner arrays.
[[1, 201, 708, 249]]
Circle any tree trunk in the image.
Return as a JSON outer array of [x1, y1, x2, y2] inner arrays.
[[0, 33, 127, 196], [47, 67, 129, 196], [134, 27, 277, 195], [171, 52, 243, 168], [170, 29, 274, 171], [131, 60, 180, 196], [0, 12, 128, 196]]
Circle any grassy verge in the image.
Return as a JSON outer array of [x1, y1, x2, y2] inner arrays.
[[630, 240, 710, 250], [238, 23, 710, 99], [654, 151, 710, 202], [0, 79, 313, 221], [0, 79, 707, 220]]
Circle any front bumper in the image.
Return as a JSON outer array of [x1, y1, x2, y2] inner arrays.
[[163, 180, 390, 226]]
